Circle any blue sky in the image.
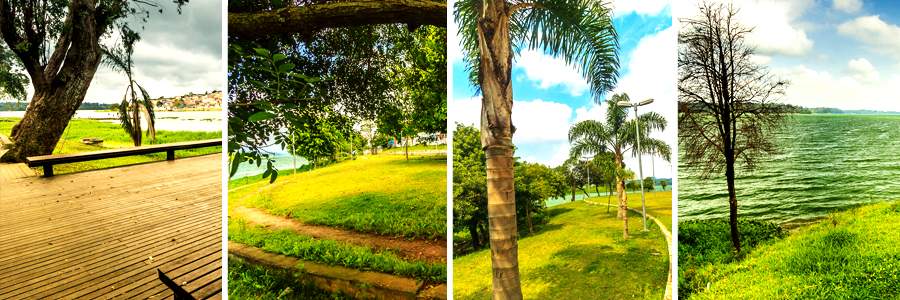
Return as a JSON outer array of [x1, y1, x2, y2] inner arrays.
[[675, 0, 900, 111], [449, 0, 677, 179]]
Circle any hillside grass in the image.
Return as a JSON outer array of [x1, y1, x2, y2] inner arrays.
[[380, 144, 446, 153], [229, 154, 447, 239], [228, 260, 357, 299], [684, 201, 900, 300], [453, 197, 671, 300], [0, 117, 220, 175]]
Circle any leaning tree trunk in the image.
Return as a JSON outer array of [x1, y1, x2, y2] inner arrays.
[[478, 1, 521, 298], [3, 0, 106, 162]]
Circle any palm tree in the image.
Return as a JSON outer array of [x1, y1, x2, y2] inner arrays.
[[102, 26, 156, 146], [454, 0, 619, 297], [569, 93, 671, 240]]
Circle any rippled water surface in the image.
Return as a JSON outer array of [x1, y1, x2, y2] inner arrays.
[[679, 115, 900, 223]]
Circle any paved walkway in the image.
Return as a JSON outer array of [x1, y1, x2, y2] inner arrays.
[[585, 200, 673, 300]]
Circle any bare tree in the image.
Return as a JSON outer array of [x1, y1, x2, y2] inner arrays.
[[678, 1, 790, 252]]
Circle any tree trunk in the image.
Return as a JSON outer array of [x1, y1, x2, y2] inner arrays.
[[479, 1, 520, 297], [615, 154, 628, 240], [469, 222, 481, 250], [607, 182, 613, 213], [726, 152, 741, 252], [571, 185, 576, 202], [526, 200, 533, 234], [130, 84, 143, 146], [3, 2, 105, 161], [405, 134, 409, 161], [228, 0, 447, 38]]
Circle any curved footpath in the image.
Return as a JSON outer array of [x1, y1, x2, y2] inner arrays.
[[584, 200, 673, 300]]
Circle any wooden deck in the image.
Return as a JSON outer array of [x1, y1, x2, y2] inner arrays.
[[0, 154, 223, 299], [0, 162, 36, 183]]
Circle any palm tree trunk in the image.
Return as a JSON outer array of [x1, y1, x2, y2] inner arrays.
[[479, 0, 521, 297], [130, 84, 142, 146]]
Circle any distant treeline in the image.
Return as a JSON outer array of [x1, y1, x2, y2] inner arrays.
[[1, 101, 110, 111], [782, 105, 900, 115]]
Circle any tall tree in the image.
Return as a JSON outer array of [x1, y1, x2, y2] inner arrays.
[[569, 94, 671, 240], [452, 122, 488, 251], [0, 0, 187, 161], [455, 0, 619, 297], [678, 1, 789, 253], [103, 26, 156, 146]]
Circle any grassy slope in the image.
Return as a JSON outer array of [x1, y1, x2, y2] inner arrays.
[[381, 144, 447, 153], [229, 154, 447, 239], [453, 195, 671, 300], [228, 260, 358, 300], [0, 117, 220, 175], [689, 202, 900, 300]]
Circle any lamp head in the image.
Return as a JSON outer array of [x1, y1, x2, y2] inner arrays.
[[639, 98, 654, 106], [616, 101, 633, 108]]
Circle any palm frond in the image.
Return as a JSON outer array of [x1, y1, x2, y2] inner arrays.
[[515, 0, 620, 102], [118, 96, 133, 136]]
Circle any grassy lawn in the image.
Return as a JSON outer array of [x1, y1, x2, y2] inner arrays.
[[229, 219, 446, 282], [380, 144, 446, 153], [0, 117, 220, 175], [229, 154, 447, 239], [453, 199, 670, 300], [584, 191, 672, 231], [684, 201, 900, 300]]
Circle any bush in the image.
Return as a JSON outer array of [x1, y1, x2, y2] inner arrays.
[[678, 218, 785, 298]]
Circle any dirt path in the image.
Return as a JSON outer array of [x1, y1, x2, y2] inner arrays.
[[233, 206, 447, 264]]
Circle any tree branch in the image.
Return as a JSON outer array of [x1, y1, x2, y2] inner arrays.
[[228, 0, 447, 38]]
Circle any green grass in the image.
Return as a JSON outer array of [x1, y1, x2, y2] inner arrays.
[[587, 190, 673, 230], [453, 198, 671, 300], [0, 117, 220, 175], [230, 155, 446, 239], [228, 260, 357, 300], [380, 144, 446, 153], [229, 219, 446, 283], [227, 160, 344, 190], [684, 202, 900, 300]]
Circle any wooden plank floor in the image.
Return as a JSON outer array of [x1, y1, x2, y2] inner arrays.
[[0, 154, 223, 299], [0, 162, 36, 183]]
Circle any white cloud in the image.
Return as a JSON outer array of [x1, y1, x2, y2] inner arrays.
[[837, 15, 900, 59], [751, 54, 773, 65], [845, 58, 877, 73], [833, 0, 862, 13], [741, 0, 815, 56], [817, 54, 829, 61], [449, 96, 573, 144], [448, 0, 463, 64], [772, 64, 900, 110], [611, 26, 676, 104], [515, 49, 590, 96], [611, 0, 669, 16], [523, 144, 572, 167]]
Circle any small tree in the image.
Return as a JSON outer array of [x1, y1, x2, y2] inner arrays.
[[660, 179, 668, 191], [359, 119, 378, 155], [643, 177, 655, 192], [679, 1, 789, 252], [103, 26, 156, 146]]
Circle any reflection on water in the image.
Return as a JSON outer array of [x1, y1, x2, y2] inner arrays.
[[679, 115, 900, 224], [0, 110, 223, 132]]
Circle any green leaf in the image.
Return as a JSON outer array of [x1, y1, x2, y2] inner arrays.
[[273, 54, 286, 62], [249, 112, 277, 122], [254, 48, 270, 56], [278, 63, 295, 73], [269, 171, 278, 184], [230, 151, 242, 178]]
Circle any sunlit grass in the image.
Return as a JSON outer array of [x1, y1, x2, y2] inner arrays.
[[228, 260, 357, 300], [230, 155, 447, 239], [453, 200, 670, 300], [684, 202, 900, 300], [0, 117, 220, 175]]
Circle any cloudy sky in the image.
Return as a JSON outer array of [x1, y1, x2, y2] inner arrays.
[[16, 0, 223, 103], [676, 0, 900, 111], [449, 0, 676, 179]]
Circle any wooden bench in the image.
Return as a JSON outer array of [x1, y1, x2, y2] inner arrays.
[[25, 138, 222, 176]]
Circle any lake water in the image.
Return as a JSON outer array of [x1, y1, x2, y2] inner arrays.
[[678, 115, 900, 224], [0, 110, 223, 132], [546, 186, 668, 207], [231, 133, 309, 179]]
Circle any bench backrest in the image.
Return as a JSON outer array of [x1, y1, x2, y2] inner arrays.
[[25, 139, 222, 167]]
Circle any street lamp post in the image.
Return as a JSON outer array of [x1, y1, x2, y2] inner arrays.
[[617, 98, 654, 231]]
